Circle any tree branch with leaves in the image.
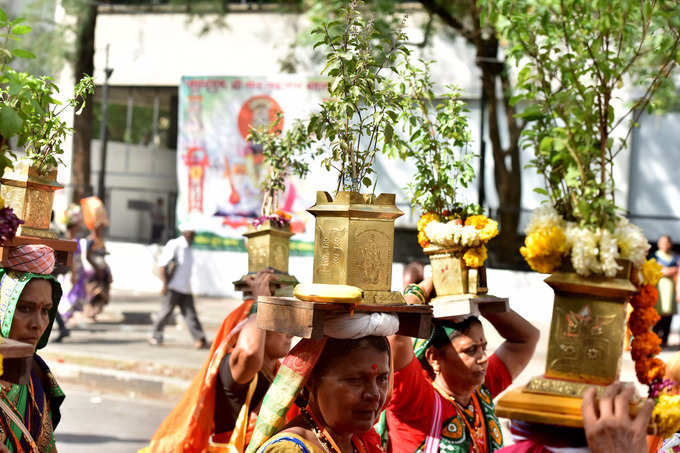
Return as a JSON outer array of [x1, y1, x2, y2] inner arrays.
[[247, 112, 310, 219]]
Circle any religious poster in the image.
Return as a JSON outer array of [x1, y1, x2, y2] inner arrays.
[[176, 76, 329, 253]]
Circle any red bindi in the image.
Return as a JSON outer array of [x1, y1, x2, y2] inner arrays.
[[371, 363, 378, 371]]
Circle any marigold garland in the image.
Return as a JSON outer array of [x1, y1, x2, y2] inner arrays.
[[652, 393, 680, 439], [417, 212, 441, 233], [519, 207, 650, 277], [627, 259, 680, 438], [463, 245, 487, 269], [631, 331, 662, 363], [628, 307, 660, 336], [629, 281, 665, 385], [519, 225, 569, 274], [641, 258, 663, 286], [417, 212, 497, 268]]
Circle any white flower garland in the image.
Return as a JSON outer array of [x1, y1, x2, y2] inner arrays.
[[613, 217, 650, 267], [525, 205, 564, 234], [424, 221, 482, 248], [528, 208, 650, 277]]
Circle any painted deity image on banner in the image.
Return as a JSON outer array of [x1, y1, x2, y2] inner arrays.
[[176, 75, 418, 251], [176, 76, 329, 249]]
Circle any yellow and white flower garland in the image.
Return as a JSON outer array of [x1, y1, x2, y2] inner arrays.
[[520, 206, 649, 276]]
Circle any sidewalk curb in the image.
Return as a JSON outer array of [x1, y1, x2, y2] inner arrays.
[[50, 361, 191, 401]]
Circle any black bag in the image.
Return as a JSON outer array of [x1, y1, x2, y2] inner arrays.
[[164, 252, 178, 283]]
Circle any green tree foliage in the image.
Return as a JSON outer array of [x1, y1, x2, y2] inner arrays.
[[303, 0, 527, 264], [0, 8, 93, 175], [490, 0, 680, 229]]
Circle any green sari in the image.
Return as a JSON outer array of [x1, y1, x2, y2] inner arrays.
[[0, 269, 64, 452]]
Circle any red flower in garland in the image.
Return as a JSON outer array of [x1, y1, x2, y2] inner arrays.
[[631, 331, 662, 362], [630, 285, 659, 309], [635, 357, 667, 385], [629, 307, 661, 336]]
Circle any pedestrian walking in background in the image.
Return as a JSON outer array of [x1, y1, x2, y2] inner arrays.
[[653, 234, 678, 347], [79, 197, 113, 322], [82, 218, 113, 322], [150, 197, 166, 244], [57, 205, 87, 329], [149, 225, 209, 349]]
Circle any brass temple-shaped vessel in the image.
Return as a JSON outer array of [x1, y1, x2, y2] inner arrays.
[[0, 160, 63, 239], [307, 191, 404, 305]]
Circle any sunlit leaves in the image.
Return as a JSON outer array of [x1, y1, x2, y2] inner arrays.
[[247, 113, 311, 210], [488, 0, 680, 228], [0, 7, 96, 175], [306, 0, 411, 193], [397, 59, 478, 216]]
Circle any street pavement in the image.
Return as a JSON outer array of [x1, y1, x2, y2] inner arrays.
[[43, 290, 243, 400], [55, 384, 173, 453]]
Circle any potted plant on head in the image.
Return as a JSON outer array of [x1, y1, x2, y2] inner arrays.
[[0, 11, 93, 268], [397, 61, 503, 316], [0, 39, 93, 240], [488, 0, 680, 432], [233, 113, 311, 297], [303, 0, 414, 305]]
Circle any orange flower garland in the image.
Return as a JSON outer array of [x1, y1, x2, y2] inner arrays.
[[626, 258, 680, 438], [628, 307, 660, 336], [628, 260, 666, 385]]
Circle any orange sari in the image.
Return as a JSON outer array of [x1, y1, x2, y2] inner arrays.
[[144, 299, 254, 453]]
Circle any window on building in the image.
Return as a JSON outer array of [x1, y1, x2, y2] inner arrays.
[[92, 86, 178, 150]]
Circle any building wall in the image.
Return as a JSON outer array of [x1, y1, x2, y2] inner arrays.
[[90, 139, 177, 242], [91, 9, 480, 92]]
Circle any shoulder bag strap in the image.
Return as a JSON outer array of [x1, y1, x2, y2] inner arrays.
[[0, 397, 39, 453]]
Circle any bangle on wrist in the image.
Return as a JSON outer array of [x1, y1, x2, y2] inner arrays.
[[404, 283, 427, 304]]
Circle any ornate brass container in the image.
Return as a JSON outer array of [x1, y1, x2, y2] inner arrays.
[[0, 160, 62, 239], [422, 246, 506, 317], [307, 191, 404, 305], [234, 220, 298, 298], [244, 220, 293, 273], [496, 260, 642, 428], [425, 247, 488, 296], [540, 260, 637, 386]]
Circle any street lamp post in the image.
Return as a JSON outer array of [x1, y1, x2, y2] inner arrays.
[[97, 44, 113, 205]]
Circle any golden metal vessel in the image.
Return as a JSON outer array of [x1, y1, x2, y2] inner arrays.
[[424, 246, 488, 295], [543, 260, 637, 385], [0, 160, 62, 239], [244, 220, 293, 274], [496, 260, 640, 427], [307, 191, 405, 305], [234, 220, 298, 298]]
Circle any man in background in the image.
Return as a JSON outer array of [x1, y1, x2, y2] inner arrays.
[[149, 225, 208, 349]]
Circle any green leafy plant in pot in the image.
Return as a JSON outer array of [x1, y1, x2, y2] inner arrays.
[[304, 0, 412, 304], [395, 60, 500, 307], [234, 114, 311, 297], [0, 8, 94, 239], [487, 0, 680, 428]]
